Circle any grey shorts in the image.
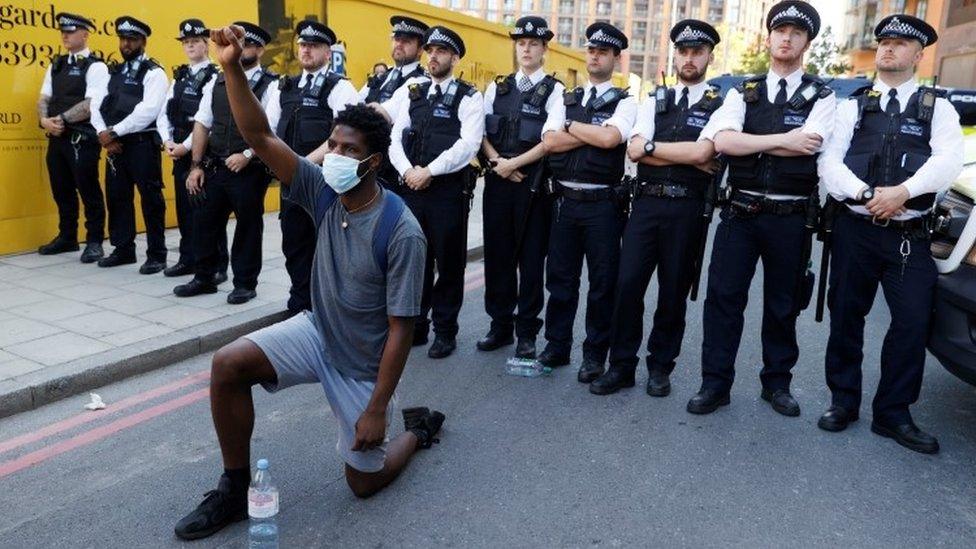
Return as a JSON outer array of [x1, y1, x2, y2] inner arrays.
[[244, 312, 395, 473]]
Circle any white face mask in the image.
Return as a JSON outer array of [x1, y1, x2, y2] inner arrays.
[[320, 152, 376, 194]]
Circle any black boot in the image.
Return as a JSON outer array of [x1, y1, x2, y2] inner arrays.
[[227, 287, 257, 304], [97, 249, 137, 268], [686, 389, 731, 415], [139, 258, 167, 275], [577, 358, 605, 384], [537, 347, 570, 368], [514, 337, 536, 359], [37, 235, 79, 255], [427, 337, 456, 359], [761, 388, 801, 417], [79, 242, 104, 263], [817, 406, 859, 432], [589, 367, 635, 395], [174, 278, 218, 297], [476, 331, 513, 352], [164, 261, 194, 277], [871, 420, 940, 454], [645, 370, 671, 397]]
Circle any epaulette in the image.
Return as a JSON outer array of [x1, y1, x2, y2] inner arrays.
[[173, 64, 189, 80], [563, 88, 581, 106], [458, 79, 477, 97], [408, 82, 423, 100], [495, 75, 511, 95], [733, 75, 764, 93]]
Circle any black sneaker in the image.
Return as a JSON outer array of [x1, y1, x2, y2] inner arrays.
[[173, 475, 247, 540], [402, 407, 445, 449]]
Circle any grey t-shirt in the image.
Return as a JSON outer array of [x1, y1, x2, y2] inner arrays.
[[284, 158, 426, 381]]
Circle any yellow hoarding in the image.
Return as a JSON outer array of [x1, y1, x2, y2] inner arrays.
[[0, 0, 588, 255]]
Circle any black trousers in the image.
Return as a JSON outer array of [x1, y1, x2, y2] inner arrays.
[[172, 155, 227, 267], [482, 172, 551, 339], [45, 133, 105, 243], [608, 195, 704, 374], [543, 195, 625, 362], [280, 195, 316, 313], [105, 134, 166, 261], [399, 173, 469, 339], [824, 214, 937, 425], [700, 209, 807, 393], [193, 162, 270, 290]]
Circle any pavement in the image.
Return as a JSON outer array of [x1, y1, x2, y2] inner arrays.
[[0, 183, 485, 418], [1, 264, 975, 548]]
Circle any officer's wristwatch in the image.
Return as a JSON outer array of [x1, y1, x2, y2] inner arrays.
[[860, 188, 874, 202], [563, 119, 573, 131], [242, 149, 254, 160], [643, 141, 656, 157]]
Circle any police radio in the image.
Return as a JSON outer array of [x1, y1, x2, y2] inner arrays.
[[917, 88, 937, 123], [655, 70, 668, 114], [788, 82, 820, 110]]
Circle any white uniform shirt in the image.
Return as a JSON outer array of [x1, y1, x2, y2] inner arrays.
[[89, 53, 168, 136], [482, 67, 565, 122], [358, 60, 421, 102], [380, 73, 431, 123], [266, 67, 361, 133], [631, 80, 712, 140], [541, 79, 638, 189], [40, 48, 110, 110], [818, 78, 964, 219], [388, 76, 485, 177], [156, 60, 217, 148], [193, 65, 277, 129]]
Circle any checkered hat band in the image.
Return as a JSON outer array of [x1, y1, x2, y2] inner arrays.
[[117, 20, 147, 36], [427, 29, 459, 52], [879, 17, 928, 45], [588, 29, 623, 48], [393, 22, 425, 35], [675, 25, 713, 44], [771, 5, 814, 31]]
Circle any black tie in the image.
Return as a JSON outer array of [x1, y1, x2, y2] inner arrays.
[[386, 67, 400, 86], [434, 84, 443, 102], [774, 78, 788, 105], [677, 87, 689, 111], [301, 75, 312, 91], [586, 86, 597, 107], [886, 89, 900, 115], [68, 54, 75, 65]]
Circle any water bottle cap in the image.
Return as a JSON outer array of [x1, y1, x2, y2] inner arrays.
[[256, 458, 269, 470]]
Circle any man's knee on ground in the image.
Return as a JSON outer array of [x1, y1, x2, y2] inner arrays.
[[344, 465, 385, 499], [211, 340, 259, 387]]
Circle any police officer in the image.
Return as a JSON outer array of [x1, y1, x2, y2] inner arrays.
[[362, 16, 429, 188], [37, 13, 109, 263], [591, 20, 722, 396], [478, 16, 563, 359], [90, 16, 169, 273], [537, 23, 637, 383], [175, 22, 279, 305], [266, 20, 360, 314], [817, 15, 963, 454], [157, 19, 227, 280], [691, 1, 835, 416], [388, 26, 485, 358]]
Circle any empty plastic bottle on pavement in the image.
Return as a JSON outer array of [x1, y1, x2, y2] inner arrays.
[[248, 458, 279, 549], [505, 357, 551, 378]]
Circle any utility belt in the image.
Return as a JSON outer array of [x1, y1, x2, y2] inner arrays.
[[841, 207, 931, 240], [556, 183, 617, 202], [118, 131, 161, 146], [632, 180, 704, 200], [727, 190, 807, 217]]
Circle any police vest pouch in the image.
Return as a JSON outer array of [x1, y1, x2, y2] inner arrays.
[[900, 152, 928, 174], [485, 113, 503, 138]]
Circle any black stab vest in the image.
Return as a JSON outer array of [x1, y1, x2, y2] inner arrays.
[[549, 86, 628, 186], [100, 58, 161, 131], [636, 86, 723, 192], [843, 88, 938, 211], [166, 63, 218, 143], [485, 74, 557, 158], [727, 74, 824, 196], [402, 80, 474, 169], [209, 69, 277, 159], [49, 54, 103, 136], [365, 64, 425, 104], [275, 71, 344, 157]]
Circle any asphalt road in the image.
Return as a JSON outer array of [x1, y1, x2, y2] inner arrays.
[[1, 258, 975, 548]]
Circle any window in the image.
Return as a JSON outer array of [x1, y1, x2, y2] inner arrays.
[[559, 0, 574, 14], [504, 13, 516, 25], [504, 0, 516, 10], [468, 0, 480, 9], [450, 0, 463, 8], [558, 17, 573, 33], [597, 1, 612, 15], [915, 0, 928, 19], [541, 0, 552, 10], [522, 0, 534, 11]]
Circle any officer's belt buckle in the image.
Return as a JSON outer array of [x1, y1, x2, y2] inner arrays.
[[871, 215, 890, 228]]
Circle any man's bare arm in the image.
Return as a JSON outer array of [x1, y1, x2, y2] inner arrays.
[[306, 140, 331, 165], [543, 130, 584, 153], [365, 316, 414, 415], [190, 122, 209, 163], [37, 95, 50, 120], [213, 26, 299, 185], [568, 122, 622, 149], [714, 129, 820, 157], [629, 136, 715, 165], [59, 99, 92, 123]]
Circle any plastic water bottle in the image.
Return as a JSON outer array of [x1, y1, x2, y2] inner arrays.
[[248, 458, 279, 549], [505, 357, 551, 378]]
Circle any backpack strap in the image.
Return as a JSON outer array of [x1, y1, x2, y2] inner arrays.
[[372, 192, 406, 274], [313, 187, 406, 274]]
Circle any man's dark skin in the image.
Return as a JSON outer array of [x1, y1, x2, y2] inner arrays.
[[205, 24, 421, 498], [97, 35, 146, 156]]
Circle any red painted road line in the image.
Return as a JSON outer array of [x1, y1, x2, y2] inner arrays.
[[0, 387, 210, 480], [0, 370, 211, 457]]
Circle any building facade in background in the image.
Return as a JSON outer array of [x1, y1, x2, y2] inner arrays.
[[842, 0, 946, 80], [421, 0, 771, 88], [934, 0, 976, 87]]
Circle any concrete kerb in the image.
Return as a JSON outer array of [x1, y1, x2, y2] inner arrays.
[[0, 245, 486, 419]]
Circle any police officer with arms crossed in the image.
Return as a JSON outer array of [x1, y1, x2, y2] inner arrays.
[[538, 23, 637, 383], [388, 26, 485, 359], [590, 20, 722, 396], [158, 19, 228, 280], [90, 16, 169, 273], [690, 1, 835, 416], [817, 15, 963, 454], [36, 13, 109, 263], [361, 16, 430, 189], [175, 22, 279, 305], [478, 16, 564, 360], [266, 20, 361, 314]]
